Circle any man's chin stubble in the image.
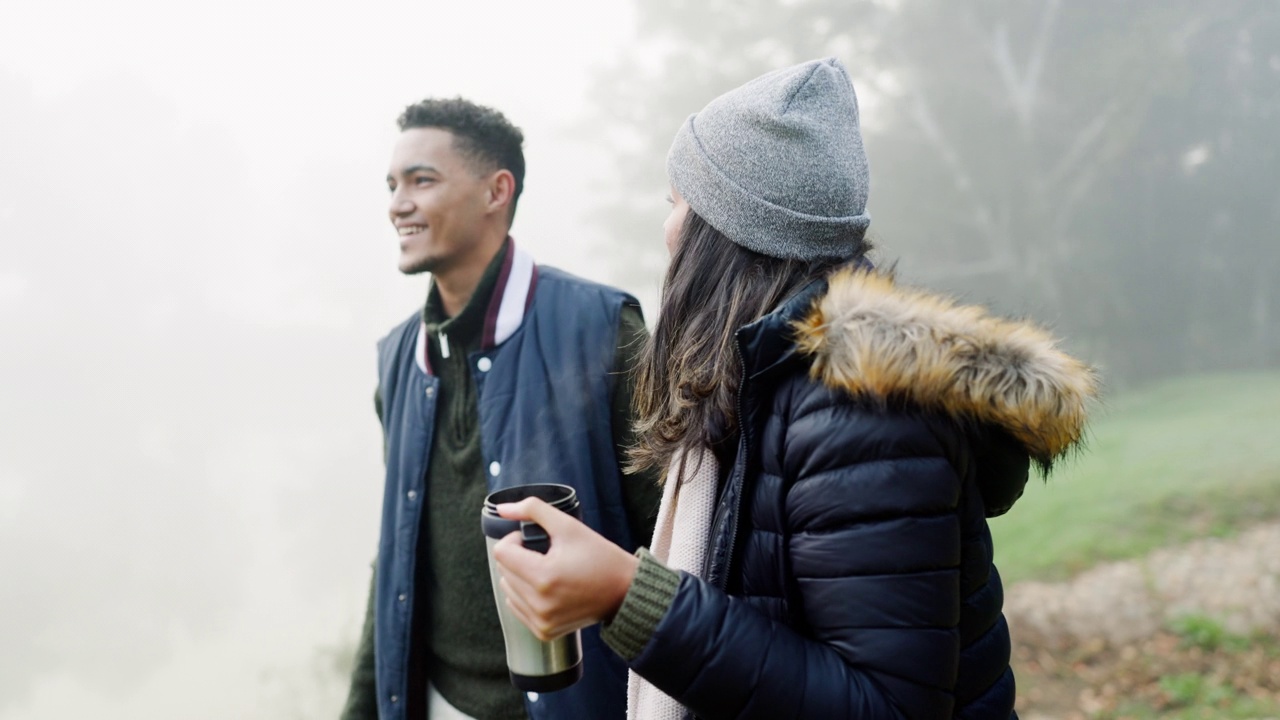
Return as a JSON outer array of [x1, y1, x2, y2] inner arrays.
[[400, 257, 439, 276]]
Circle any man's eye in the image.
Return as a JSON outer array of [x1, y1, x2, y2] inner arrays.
[[416, 177, 435, 185]]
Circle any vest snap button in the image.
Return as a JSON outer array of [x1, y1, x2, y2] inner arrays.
[[489, 461, 501, 477], [477, 357, 493, 372], [527, 692, 539, 702], [424, 386, 435, 397]]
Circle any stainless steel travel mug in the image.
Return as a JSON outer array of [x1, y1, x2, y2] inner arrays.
[[481, 483, 584, 693]]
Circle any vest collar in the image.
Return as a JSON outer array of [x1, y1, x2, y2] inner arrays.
[[415, 239, 538, 375]]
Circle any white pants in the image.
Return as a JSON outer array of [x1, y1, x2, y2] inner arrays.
[[428, 682, 479, 720]]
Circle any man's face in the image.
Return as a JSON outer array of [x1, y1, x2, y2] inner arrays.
[[386, 127, 491, 276]]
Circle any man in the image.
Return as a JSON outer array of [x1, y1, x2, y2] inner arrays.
[[340, 98, 660, 720]]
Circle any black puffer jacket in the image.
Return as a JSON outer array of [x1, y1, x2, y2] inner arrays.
[[629, 269, 1096, 719]]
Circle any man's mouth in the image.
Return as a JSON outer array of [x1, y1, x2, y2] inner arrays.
[[398, 225, 427, 236]]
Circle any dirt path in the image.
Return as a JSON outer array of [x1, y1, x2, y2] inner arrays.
[[1005, 521, 1280, 718], [1007, 522, 1280, 648]]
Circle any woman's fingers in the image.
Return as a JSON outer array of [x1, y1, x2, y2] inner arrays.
[[498, 575, 553, 640], [489, 502, 640, 637], [499, 559, 545, 610], [491, 529, 538, 581], [497, 497, 577, 534], [493, 533, 568, 639], [499, 576, 586, 641], [493, 497, 536, 520], [498, 553, 582, 640]]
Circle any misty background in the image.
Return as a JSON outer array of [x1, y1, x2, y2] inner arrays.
[[1, 1, 1276, 718]]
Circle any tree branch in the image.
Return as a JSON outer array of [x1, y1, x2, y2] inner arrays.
[[1045, 101, 1120, 189], [1024, 0, 1062, 121], [990, 0, 1062, 131]]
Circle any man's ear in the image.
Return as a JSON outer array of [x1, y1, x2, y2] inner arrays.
[[486, 170, 516, 217]]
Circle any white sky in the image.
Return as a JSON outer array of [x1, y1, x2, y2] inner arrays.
[[0, 2, 644, 718], [0, 0, 646, 288]]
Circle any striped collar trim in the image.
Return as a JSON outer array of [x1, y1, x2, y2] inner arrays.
[[415, 240, 538, 375]]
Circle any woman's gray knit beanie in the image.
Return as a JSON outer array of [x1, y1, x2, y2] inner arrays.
[[667, 57, 871, 260]]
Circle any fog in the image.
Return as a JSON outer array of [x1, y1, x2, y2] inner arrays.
[[0, 2, 638, 718], [2, 1, 1277, 718]]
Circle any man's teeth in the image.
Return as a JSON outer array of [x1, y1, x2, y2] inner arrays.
[[399, 226, 426, 236]]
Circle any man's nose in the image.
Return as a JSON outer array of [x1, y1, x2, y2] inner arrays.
[[389, 181, 414, 212], [389, 191, 413, 217]]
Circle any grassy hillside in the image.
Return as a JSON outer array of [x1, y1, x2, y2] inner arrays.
[[991, 371, 1280, 584]]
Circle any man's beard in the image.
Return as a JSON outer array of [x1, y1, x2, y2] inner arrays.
[[400, 254, 442, 276]]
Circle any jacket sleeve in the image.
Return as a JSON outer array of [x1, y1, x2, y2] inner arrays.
[[339, 569, 379, 720], [627, 404, 964, 720]]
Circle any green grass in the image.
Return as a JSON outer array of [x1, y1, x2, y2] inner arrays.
[[1105, 675, 1278, 720], [990, 370, 1280, 584], [1105, 671, 1274, 717], [1168, 614, 1252, 653]]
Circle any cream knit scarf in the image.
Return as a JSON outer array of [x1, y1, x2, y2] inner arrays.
[[628, 446, 720, 720]]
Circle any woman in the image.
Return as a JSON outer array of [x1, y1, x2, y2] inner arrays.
[[493, 57, 1096, 719]]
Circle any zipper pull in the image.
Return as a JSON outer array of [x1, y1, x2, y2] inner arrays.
[[439, 332, 451, 359]]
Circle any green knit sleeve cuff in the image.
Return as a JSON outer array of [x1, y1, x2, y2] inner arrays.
[[601, 547, 681, 662]]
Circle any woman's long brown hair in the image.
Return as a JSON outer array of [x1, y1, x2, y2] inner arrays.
[[629, 210, 870, 477]]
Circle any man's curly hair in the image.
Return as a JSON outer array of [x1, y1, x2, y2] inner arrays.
[[397, 97, 525, 222]]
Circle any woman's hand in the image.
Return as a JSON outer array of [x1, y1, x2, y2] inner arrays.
[[492, 497, 640, 641]]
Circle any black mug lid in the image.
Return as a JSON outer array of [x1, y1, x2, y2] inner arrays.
[[481, 483, 580, 543], [483, 483, 579, 513]]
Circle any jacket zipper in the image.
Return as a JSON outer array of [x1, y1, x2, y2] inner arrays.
[[714, 334, 751, 591]]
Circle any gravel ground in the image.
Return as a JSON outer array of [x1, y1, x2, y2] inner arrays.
[[1005, 521, 1280, 719], [1006, 522, 1280, 648]]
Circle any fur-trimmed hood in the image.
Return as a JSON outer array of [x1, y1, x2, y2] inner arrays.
[[792, 269, 1098, 469]]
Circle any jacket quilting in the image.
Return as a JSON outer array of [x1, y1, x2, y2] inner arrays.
[[631, 269, 1095, 720]]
